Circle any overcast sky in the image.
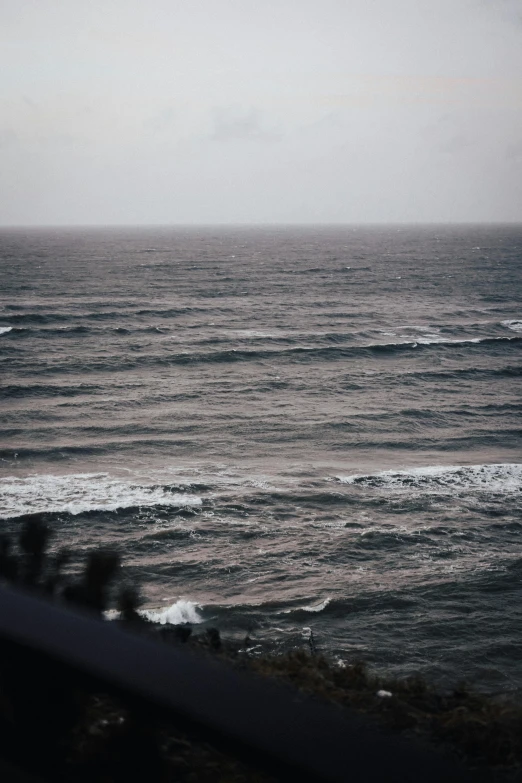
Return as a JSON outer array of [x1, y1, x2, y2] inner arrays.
[[1, 0, 521, 225]]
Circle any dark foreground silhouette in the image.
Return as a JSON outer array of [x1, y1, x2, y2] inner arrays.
[[0, 515, 520, 781]]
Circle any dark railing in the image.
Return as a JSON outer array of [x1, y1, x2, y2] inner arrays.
[[0, 585, 471, 782]]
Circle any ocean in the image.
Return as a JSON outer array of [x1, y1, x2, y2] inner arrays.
[[1, 224, 521, 693]]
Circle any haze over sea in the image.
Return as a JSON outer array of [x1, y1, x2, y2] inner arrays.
[[1, 225, 521, 692]]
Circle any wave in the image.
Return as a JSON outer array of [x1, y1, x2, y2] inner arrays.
[[0, 311, 117, 326], [335, 463, 522, 495], [0, 324, 166, 339], [502, 319, 522, 333], [398, 364, 522, 382], [0, 313, 68, 325], [5, 325, 93, 338], [201, 334, 513, 363], [12, 334, 519, 376], [327, 402, 521, 425], [185, 335, 520, 364], [0, 473, 202, 519], [141, 600, 203, 625], [0, 383, 102, 399], [0, 306, 215, 327], [369, 335, 520, 351], [3, 365, 518, 404], [281, 597, 332, 614]]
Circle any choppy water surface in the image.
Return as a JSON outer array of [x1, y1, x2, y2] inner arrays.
[[1, 225, 521, 691]]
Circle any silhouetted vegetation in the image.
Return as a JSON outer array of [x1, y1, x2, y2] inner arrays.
[[0, 515, 263, 781], [1, 515, 522, 780], [0, 512, 126, 615]]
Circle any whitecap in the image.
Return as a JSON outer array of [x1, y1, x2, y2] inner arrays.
[[0, 326, 13, 335], [335, 463, 522, 495], [235, 329, 280, 339], [502, 320, 522, 333], [0, 472, 202, 518], [396, 325, 440, 333], [390, 336, 484, 347], [281, 597, 332, 614], [141, 599, 203, 625], [302, 597, 332, 613], [416, 336, 481, 345]]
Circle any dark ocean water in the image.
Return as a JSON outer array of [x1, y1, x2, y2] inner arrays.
[[1, 225, 521, 692]]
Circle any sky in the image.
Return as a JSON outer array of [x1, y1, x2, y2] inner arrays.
[[0, 0, 521, 225]]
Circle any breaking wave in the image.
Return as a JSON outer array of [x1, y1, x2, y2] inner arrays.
[[502, 319, 522, 333], [281, 597, 332, 614], [335, 463, 522, 495], [0, 473, 202, 519], [140, 600, 204, 625]]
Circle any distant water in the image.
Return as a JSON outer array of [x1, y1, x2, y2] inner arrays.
[[1, 225, 521, 692]]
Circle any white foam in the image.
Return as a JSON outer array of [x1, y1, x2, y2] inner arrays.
[[281, 597, 332, 614], [396, 325, 440, 332], [335, 463, 522, 495], [376, 325, 515, 348], [236, 329, 280, 338], [141, 599, 203, 625], [407, 336, 483, 346], [502, 320, 522, 333], [0, 473, 202, 518], [302, 597, 332, 613], [377, 330, 484, 348], [0, 326, 13, 335]]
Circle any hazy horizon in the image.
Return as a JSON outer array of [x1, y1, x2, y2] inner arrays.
[[1, 0, 521, 226], [2, 221, 522, 229]]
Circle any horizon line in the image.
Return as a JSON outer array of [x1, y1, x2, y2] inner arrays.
[[1, 220, 522, 230]]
